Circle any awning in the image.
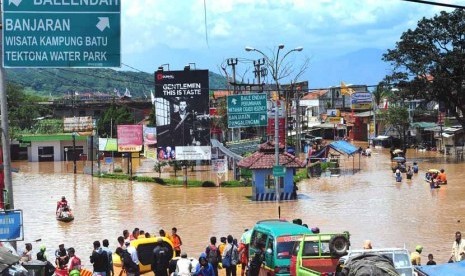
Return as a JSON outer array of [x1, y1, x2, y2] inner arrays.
[[329, 141, 359, 156], [316, 123, 347, 129], [411, 122, 437, 129], [353, 111, 374, 117]]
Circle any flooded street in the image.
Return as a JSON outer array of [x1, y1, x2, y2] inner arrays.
[[11, 147, 465, 266]]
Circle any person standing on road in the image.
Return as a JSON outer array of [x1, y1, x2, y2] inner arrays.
[[450, 231, 465, 262], [152, 238, 171, 276], [222, 235, 238, 276], [205, 237, 220, 276], [102, 239, 114, 276], [90, 240, 109, 276], [171, 227, 183, 257], [410, 245, 422, 265]]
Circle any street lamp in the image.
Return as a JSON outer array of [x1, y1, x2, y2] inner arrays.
[[245, 44, 303, 217]]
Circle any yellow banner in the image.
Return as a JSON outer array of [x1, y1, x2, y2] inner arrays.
[[327, 117, 342, 124], [118, 145, 142, 152]]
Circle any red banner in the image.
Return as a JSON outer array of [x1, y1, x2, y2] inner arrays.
[[267, 118, 285, 145], [117, 125, 143, 152]]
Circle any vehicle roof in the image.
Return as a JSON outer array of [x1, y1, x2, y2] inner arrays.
[[348, 248, 410, 254], [253, 219, 312, 236]]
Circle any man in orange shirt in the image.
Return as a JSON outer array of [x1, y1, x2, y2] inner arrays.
[[170, 227, 182, 257], [438, 169, 448, 184]]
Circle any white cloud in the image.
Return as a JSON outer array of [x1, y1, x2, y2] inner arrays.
[[120, 0, 465, 79]]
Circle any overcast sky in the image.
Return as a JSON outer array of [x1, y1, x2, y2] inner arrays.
[[121, 0, 463, 88]]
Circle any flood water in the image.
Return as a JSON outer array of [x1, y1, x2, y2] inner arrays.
[[11, 146, 465, 266]]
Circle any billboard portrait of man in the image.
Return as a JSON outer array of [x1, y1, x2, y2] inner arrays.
[[170, 99, 194, 146]]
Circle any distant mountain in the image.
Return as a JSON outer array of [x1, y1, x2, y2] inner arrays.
[[6, 68, 228, 98], [307, 48, 392, 89]]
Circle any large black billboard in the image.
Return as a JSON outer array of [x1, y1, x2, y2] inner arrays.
[[154, 70, 211, 160]]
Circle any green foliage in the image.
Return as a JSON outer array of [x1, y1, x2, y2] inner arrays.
[[153, 161, 168, 177], [7, 68, 227, 98], [97, 173, 245, 187], [113, 167, 123, 173], [7, 83, 51, 138], [293, 168, 308, 183], [168, 160, 183, 177], [96, 104, 134, 137], [220, 180, 242, 187], [379, 106, 409, 144], [202, 181, 216, 187], [382, 9, 465, 128], [32, 119, 63, 134]]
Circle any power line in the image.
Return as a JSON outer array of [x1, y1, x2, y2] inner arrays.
[[402, 0, 465, 9]]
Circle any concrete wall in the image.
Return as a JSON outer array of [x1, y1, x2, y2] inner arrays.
[[29, 140, 87, 162]]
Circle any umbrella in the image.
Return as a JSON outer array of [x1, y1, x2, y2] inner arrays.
[[428, 169, 440, 174], [393, 157, 405, 162], [393, 149, 403, 154], [241, 229, 253, 244]]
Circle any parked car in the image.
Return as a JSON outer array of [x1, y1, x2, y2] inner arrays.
[[338, 248, 416, 276], [248, 219, 312, 275], [291, 232, 350, 276]]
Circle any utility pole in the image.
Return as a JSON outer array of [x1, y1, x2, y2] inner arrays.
[[227, 58, 238, 94], [0, 14, 16, 250], [227, 58, 239, 180], [253, 58, 266, 92]]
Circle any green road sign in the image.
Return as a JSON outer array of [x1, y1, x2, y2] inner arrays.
[[273, 165, 286, 177], [227, 93, 268, 128], [2, 0, 120, 68]]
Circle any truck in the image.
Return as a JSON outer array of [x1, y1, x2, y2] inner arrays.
[[292, 232, 350, 276]]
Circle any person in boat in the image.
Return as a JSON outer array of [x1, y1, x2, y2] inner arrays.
[[57, 196, 68, 211], [437, 169, 448, 184], [56, 196, 70, 217]]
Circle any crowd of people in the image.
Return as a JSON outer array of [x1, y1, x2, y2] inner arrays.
[[425, 168, 448, 188], [14, 226, 260, 276]]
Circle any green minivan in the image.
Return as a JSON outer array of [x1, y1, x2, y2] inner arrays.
[[249, 219, 312, 275]]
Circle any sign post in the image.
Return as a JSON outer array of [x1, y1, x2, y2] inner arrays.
[[227, 93, 268, 128], [2, 1, 121, 68]]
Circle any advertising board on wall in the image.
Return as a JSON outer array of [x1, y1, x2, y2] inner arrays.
[[117, 125, 143, 152], [154, 70, 211, 160], [63, 116, 94, 132], [98, 138, 117, 151], [350, 92, 373, 110]]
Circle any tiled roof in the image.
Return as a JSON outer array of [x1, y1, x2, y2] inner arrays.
[[238, 141, 306, 169], [301, 90, 328, 100]]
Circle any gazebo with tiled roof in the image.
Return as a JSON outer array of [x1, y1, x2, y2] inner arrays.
[[238, 141, 305, 201]]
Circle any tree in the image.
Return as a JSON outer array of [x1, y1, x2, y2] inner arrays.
[[372, 82, 392, 107], [379, 106, 410, 147], [96, 104, 134, 137], [382, 8, 465, 128], [153, 161, 167, 177], [6, 84, 50, 139]]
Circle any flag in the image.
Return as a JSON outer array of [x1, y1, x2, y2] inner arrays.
[[150, 90, 155, 105], [341, 81, 354, 96], [383, 98, 389, 109]]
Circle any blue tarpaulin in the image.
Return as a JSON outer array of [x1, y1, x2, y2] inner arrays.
[[329, 141, 359, 156], [416, 261, 465, 276]]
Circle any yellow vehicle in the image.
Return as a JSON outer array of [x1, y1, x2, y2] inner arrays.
[[113, 237, 174, 274]]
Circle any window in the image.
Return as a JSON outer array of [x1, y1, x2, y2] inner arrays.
[[155, 98, 170, 126]]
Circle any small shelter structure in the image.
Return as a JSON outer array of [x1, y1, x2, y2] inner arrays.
[[238, 141, 305, 201]]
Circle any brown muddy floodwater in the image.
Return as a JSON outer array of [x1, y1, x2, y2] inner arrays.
[[10, 147, 465, 267]]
